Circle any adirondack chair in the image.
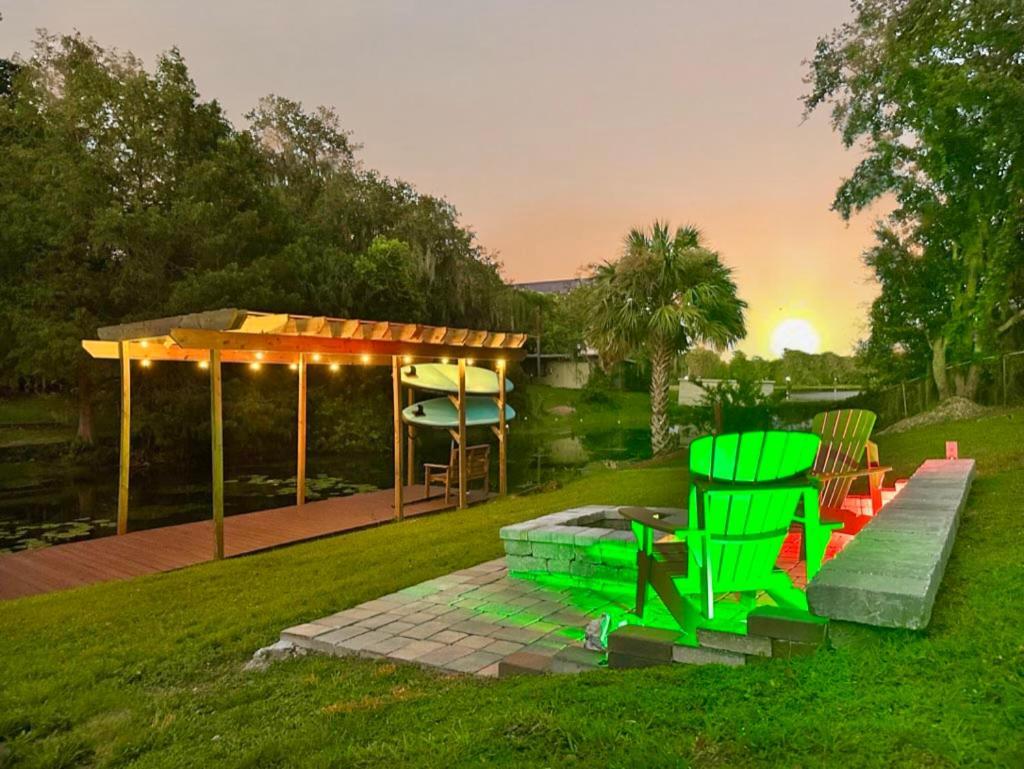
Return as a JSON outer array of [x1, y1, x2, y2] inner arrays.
[[424, 443, 490, 503], [620, 431, 826, 637], [804, 409, 891, 540]]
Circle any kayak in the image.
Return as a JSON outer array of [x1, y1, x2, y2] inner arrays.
[[402, 396, 516, 428], [400, 362, 514, 395]]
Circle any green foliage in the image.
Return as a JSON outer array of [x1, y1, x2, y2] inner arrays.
[[577, 368, 615, 406], [532, 285, 594, 358], [683, 348, 728, 379], [805, 0, 1024, 398], [695, 378, 783, 433], [1, 412, 1023, 767]]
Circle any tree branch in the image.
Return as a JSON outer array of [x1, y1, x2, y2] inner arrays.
[[997, 308, 1024, 335]]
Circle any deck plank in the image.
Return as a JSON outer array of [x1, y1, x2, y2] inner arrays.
[[0, 486, 491, 601]]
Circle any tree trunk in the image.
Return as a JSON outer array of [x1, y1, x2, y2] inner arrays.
[[954, 364, 981, 401], [77, 368, 95, 445], [930, 336, 950, 401], [649, 341, 673, 456]]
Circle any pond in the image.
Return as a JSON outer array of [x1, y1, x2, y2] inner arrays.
[[0, 425, 652, 553]]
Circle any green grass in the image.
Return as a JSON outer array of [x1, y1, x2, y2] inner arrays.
[[2, 412, 1023, 767], [522, 384, 685, 433], [0, 395, 77, 450]]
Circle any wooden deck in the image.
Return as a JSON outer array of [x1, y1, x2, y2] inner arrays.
[[0, 485, 491, 601]]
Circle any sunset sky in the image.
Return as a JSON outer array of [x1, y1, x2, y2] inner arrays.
[[1, 1, 882, 358]]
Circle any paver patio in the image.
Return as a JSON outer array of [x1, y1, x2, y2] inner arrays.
[[280, 557, 618, 676]]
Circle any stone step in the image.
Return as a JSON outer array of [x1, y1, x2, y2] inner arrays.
[[807, 458, 974, 629]]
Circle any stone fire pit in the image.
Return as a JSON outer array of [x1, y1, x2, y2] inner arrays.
[[499, 504, 683, 586]]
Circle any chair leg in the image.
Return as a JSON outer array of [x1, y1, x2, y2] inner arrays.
[[634, 550, 651, 618], [765, 571, 809, 612], [868, 470, 884, 514], [800, 487, 833, 581]]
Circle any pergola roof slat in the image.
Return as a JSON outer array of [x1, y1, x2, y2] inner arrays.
[[85, 309, 526, 365]]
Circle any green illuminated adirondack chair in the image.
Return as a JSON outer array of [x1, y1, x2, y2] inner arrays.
[[804, 409, 890, 542], [620, 431, 823, 636]]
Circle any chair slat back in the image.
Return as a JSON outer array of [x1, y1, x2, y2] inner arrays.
[[447, 444, 491, 483], [688, 431, 819, 592], [811, 409, 877, 511]]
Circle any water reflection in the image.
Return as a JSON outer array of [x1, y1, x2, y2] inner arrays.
[[0, 425, 652, 552]]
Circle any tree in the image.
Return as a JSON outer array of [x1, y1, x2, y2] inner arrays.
[[683, 348, 728, 379], [587, 222, 746, 455], [0, 34, 235, 441], [805, 0, 1024, 400]]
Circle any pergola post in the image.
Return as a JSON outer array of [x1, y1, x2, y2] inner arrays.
[[405, 387, 416, 488], [210, 348, 225, 559], [296, 353, 307, 506], [117, 341, 131, 535], [392, 356, 404, 520], [497, 360, 507, 496], [457, 358, 467, 510]]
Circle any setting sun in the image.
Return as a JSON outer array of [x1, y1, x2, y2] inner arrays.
[[770, 318, 821, 357]]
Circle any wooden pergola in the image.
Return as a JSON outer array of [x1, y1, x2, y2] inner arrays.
[[82, 309, 528, 559]]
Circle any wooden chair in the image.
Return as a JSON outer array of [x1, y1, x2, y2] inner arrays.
[[806, 409, 891, 538], [424, 443, 491, 503], [621, 431, 827, 637]]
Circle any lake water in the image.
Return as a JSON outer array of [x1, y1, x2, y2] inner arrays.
[[0, 426, 652, 553]]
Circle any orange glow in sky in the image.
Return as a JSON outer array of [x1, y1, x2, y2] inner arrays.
[[1, 1, 880, 358]]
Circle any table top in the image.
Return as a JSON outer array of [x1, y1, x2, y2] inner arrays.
[[618, 506, 689, 534]]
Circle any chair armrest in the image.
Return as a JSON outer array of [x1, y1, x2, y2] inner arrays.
[[813, 465, 892, 483], [619, 506, 691, 535]]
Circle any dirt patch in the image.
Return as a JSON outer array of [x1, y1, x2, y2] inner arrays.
[[877, 396, 991, 435], [547, 405, 576, 416]]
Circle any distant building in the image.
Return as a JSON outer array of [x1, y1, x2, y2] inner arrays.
[[514, 278, 588, 295]]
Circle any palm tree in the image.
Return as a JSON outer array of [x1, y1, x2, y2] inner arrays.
[[588, 221, 746, 455]]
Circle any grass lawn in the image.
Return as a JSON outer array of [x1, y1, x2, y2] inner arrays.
[[1, 411, 1023, 768], [521, 384, 690, 434]]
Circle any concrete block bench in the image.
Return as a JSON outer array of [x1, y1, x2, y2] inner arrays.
[[807, 459, 975, 629]]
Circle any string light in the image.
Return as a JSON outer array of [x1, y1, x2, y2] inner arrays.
[[360, 354, 370, 364], [466, 358, 475, 366], [312, 353, 322, 363], [329, 362, 340, 372], [288, 363, 298, 372], [496, 358, 506, 369], [255, 351, 265, 361], [140, 359, 151, 368], [440, 357, 449, 364], [403, 355, 412, 364], [249, 362, 262, 371], [198, 360, 209, 370], [139, 339, 149, 349]]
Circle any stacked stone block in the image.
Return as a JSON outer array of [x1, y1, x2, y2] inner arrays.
[[605, 606, 829, 669], [807, 459, 975, 629], [499, 505, 685, 586]]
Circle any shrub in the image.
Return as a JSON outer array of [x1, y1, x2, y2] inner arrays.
[[694, 378, 783, 433]]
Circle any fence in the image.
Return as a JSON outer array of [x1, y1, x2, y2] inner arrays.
[[857, 350, 1024, 427]]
